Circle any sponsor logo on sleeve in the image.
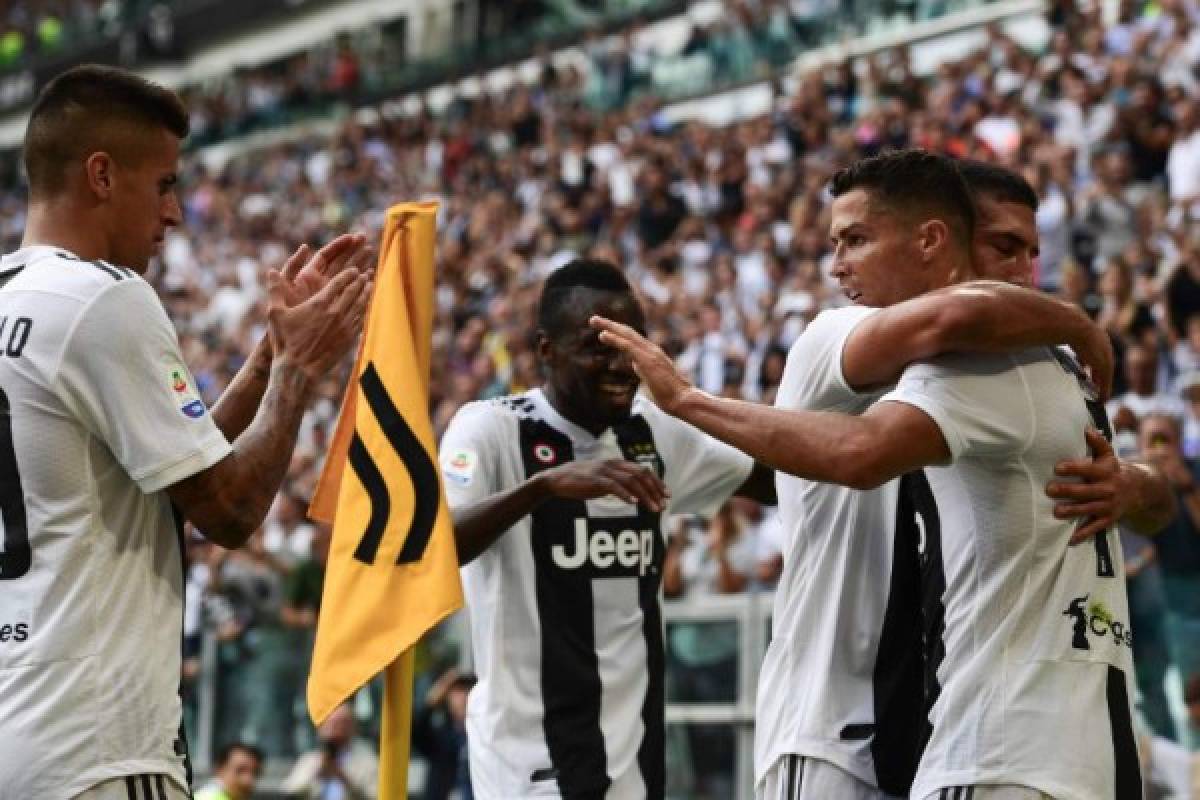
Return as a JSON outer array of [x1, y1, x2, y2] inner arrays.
[[167, 363, 207, 419], [442, 448, 478, 487]]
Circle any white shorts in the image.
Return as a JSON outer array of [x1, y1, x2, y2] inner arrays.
[[920, 788, 1053, 800], [73, 774, 190, 800], [757, 754, 904, 800]]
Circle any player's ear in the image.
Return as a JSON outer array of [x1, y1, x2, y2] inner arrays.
[[535, 329, 554, 365], [83, 151, 115, 200], [916, 218, 949, 264]]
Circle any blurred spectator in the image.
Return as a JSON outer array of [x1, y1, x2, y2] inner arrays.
[[665, 500, 758, 596], [1125, 417, 1182, 741], [1166, 235, 1200, 342], [281, 524, 329, 630], [412, 668, 475, 800], [1080, 150, 1140, 264], [263, 487, 316, 564], [328, 34, 360, 101], [1109, 344, 1185, 436], [206, 531, 292, 755], [1167, 99, 1200, 222], [1139, 415, 1200, 716], [282, 702, 379, 800], [196, 741, 264, 800], [1179, 370, 1200, 459]]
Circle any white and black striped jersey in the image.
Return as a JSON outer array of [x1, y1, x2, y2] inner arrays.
[[754, 306, 929, 797], [0, 247, 231, 799], [439, 389, 753, 799], [883, 348, 1141, 800]]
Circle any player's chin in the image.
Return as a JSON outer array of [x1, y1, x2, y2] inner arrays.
[[122, 251, 153, 274], [598, 397, 635, 424]]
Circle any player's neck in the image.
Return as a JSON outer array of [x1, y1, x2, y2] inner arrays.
[[21, 201, 110, 263], [543, 386, 608, 437]]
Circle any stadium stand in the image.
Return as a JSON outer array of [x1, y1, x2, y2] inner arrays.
[[4, 0, 1200, 796]]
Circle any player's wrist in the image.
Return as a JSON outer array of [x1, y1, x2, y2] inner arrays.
[[669, 385, 706, 420], [269, 356, 316, 396], [249, 335, 274, 379], [527, 469, 557, 504]]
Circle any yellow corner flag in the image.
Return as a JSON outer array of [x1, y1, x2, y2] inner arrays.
[[308, 201, 464, 799]]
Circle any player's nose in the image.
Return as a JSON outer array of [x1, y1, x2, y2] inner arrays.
[[162, 193, 182, 228], [829, 254, 849, 280]]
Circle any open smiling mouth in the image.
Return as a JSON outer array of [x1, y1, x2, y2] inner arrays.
[[598, 382, 637, 400]]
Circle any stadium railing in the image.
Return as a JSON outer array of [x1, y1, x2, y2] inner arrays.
[[189, 590, 777, 798]]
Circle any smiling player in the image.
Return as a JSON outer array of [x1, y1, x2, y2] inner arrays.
[[438, 258, 775, 799]]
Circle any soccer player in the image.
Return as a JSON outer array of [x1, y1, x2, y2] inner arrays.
[[0, 66, 370, 799], [594, 151, 1147, 799], [437, 258, 775, 799], [959, 159, 1175, 537]]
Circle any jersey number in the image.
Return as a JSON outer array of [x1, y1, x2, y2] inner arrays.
[[0, 387, 30, 580]]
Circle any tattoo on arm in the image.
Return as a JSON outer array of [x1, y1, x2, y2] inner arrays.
[[170, 359, 312, 548], [210, 337, 274, 441]]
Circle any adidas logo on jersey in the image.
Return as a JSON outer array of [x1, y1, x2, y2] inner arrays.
[[552, 518, 656, 577]]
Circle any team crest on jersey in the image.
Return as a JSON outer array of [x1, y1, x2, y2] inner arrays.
[[166, 361, 206, 419], [533, 443, 557, 464], [626, 441, 661, 472], [441, 448, 478, 487]]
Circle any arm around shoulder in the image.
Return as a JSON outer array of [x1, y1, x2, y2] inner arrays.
[[842, 282, 1112, 398]]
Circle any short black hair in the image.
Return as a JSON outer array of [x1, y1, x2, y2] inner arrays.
[[24, 64, 189, 196], [829, 149, 975, 247], [959, 160, 1039, 211], [537, 258, 637, 338], [214, 741, 264, 770]]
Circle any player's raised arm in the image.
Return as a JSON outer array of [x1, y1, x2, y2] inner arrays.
[[209, 233, 372, 441], [590, 315, 948, 488], [839, 280, 1115, 399], [167, 263, 372, 548]]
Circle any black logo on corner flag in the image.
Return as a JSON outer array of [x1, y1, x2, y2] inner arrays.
[[348, 362, 439, 566]]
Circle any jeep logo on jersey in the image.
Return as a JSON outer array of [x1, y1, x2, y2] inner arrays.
[[1063, 595, 1133, 650], [551, 518, 656, 577]]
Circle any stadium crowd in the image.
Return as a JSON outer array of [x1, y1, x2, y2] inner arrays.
[[4, 0, 1200, 791], [0, 0, 171, 68]]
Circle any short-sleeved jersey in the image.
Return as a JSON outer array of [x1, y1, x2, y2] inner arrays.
[[754, 306, 929, 796], [0, 247, 231, 798], [438, 388, 752, 799], [883, 348, 1141, 800]]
